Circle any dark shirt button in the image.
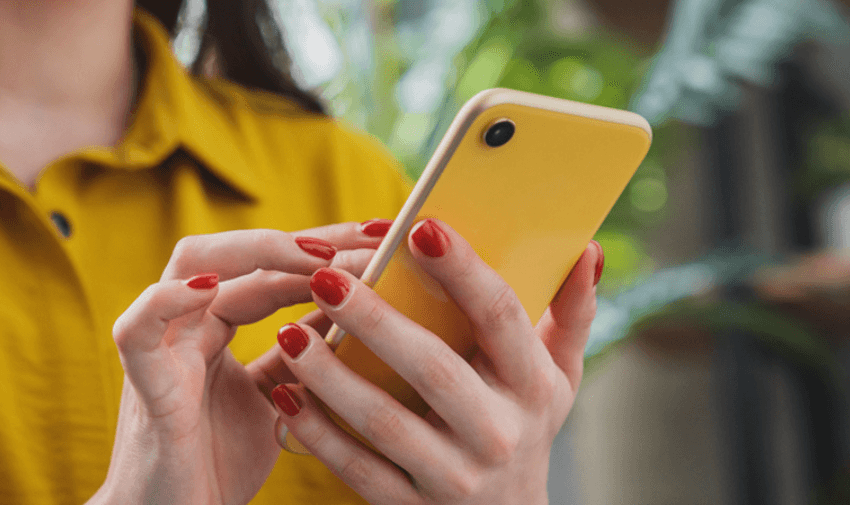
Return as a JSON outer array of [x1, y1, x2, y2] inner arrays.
[[50, 211, 72, 238]]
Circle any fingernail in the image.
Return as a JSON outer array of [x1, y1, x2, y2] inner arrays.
[[360, 219, 393, 238], [277, 323, 309, 359], [592, 240, 604, 286], [272, 384, 302, 417], [295, 237, 337, 260], [411, 219, 448, 257], [310, 268, 350, 306], [187, 273, 218, 289]]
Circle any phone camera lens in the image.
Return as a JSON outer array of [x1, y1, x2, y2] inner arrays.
[[484, 120, 515, 148]]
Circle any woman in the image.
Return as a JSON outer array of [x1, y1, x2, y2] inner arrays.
[[0, 0, 603, 503]]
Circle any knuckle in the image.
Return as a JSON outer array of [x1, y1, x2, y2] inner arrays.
[[361, 402, 407, 445], [297, 421, 330, 450], [250, 230, 288, 270], [520, 348, 560, 409], [172, 235, 200, 260], [454, 251, 478, 283], [112, 285, 157, 350], [527, 368, 558, 408], [442, 466, 483, 500], [338, 455, 373, 488], [481, 283, 523, 329], [357, 301, 386, 335], [256, 228, 290, 253], [328, 250, 352, 271], [170, 235, 203, 273], [471, 408, 521, 466], [265, 272, 298, 303], [417, 344, 463, 393], [480, 424, 520, 466], [332, 249, 371, 274]]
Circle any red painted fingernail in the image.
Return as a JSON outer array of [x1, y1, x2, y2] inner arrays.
[[272, 384, 302, 417], [310, 268, 350, 306], [411, 219, 448, 257], [187, 273, 218, 289], [592, 240, 604, 286], [278, 323, 309, 359], [360, 219, 393, 238], [295, 237, 337, 260]]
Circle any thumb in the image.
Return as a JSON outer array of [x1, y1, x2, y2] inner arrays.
[[113, 274, 220, 409]]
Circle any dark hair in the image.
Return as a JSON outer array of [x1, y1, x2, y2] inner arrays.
[[137, 0, 326, 114]]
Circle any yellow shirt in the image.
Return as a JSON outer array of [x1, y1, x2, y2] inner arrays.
[[0, 10, 409, 505]]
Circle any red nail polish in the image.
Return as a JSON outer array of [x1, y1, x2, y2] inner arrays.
[[187, 273, 218, 289], [272, 384, 302, 417], [310, 268, 350, 306], [360, 219, 393, 238], [411, 219, 448, 257], [592, 240, 604, 286], [278, 324, 309, 359], [295, 237, 337, 260]]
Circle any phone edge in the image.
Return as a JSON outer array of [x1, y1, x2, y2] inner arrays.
[[324, 97, 481, 346], [324, 89, 651, 347]]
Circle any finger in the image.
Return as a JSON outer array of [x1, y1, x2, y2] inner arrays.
[[276, 322, 465, 490], [298, 308, 336, 336], [331, 248, 379, 276], [291, 219, 393, 250], [308, 269, 503, 456], [271, 384, 418, 504], [210, 271, 313, 327], [535, 241, 600, 394], [160, 229, 337, 282], [210, 248, 378, 326], [245, 310, 331, 402], [406, 218, 539, 391], [112, 274, 220, 409]]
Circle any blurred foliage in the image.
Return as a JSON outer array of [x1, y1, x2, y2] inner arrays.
[[630, 298, 838, 376], [169, 1, 850, 353], [302, 0, 683, 296], [799, 113, 850, 199], [270, 0, 850, 354]]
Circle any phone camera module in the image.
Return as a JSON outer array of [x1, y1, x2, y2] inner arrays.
[[484, 120, 515, 148]]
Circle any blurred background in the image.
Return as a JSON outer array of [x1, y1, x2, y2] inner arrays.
[[175, 0, 850, 502]]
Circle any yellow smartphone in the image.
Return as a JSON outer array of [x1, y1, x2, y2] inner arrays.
[[330, 88, 651, 416]]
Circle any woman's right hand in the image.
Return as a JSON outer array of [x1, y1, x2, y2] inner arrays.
[[87, 221, 391, 505]]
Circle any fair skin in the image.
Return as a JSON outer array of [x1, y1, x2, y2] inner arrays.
[[88, 223, 599, 505], [0, 0, 136, 187], [273, 220, 600, 504], [1, 1, 601, 503], [91, 224, 390, 504]]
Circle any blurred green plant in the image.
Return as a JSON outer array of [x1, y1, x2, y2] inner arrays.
[[307, 0, 681, 296], [799, 114, 850, 199]]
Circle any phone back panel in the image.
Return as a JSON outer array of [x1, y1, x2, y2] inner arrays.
[[335, 90, 651, 416]]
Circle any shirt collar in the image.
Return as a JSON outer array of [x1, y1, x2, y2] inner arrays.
[[85, 8, 266, 200]]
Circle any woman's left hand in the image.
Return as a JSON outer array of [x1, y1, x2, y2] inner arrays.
[[272, 218, 602, 504]]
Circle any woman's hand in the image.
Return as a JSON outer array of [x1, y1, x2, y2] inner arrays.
[[273, 218, 602, 504], [90, 221, 390, 505]]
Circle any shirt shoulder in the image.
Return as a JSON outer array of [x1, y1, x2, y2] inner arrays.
[[190, 78, 412, 217]]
